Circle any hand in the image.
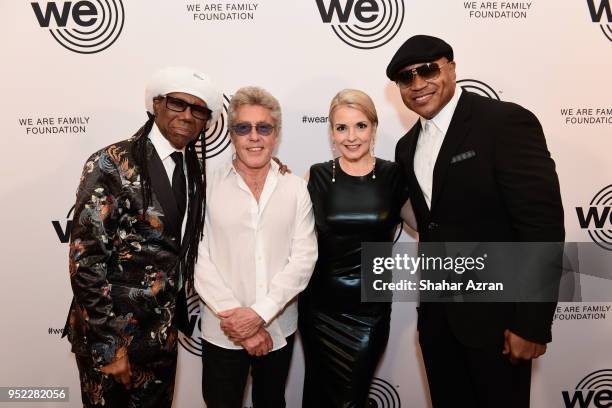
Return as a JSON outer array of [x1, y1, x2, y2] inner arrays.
[[502, 329, 547, 364], [99, 348, 132, 389], [218, 307, 264, 342], [241, 327, 273, 356], [272, 157, 291, 175]]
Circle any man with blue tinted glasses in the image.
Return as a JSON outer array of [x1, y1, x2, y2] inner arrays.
[[194, 86, 317, 408]]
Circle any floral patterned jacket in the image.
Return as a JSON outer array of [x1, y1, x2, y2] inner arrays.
[[64, 125, 185, 368]]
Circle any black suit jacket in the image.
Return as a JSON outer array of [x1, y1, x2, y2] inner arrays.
[[63, 123, 195, 367], [395, 91, 565, 347]]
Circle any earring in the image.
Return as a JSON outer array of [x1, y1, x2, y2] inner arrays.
[[370, 141, 376, 180], [332, 157, 336, 183], [331, 141, 337, 183], [372, 156, 376, 180]]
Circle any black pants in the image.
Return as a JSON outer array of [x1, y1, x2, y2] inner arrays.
[[201, 335, 295, 408], [419, 313, 531, 408]]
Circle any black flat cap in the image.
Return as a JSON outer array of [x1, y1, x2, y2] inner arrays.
[[386, 35, 454, 80]]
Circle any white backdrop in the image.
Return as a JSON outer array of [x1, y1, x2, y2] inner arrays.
[[1, 0, 611, 407]]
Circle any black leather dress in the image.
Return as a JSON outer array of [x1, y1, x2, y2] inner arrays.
[[299, 157, 407, 407]]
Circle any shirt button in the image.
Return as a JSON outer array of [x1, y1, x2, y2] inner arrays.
[[428, 222, 439, 230]]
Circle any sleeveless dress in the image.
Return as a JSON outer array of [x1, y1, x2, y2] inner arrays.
[[299, 157, 407, 407]]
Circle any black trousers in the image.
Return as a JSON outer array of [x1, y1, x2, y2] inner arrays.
[[201, 334, 295, 408], [419, 311, 531, 408]]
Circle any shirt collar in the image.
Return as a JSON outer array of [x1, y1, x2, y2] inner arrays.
[[148, 123, 185, 161], [222, 157, 280, 179], [419, 86, 462, 135]]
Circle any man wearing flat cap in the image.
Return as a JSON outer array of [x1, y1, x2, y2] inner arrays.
[[388, 35, 564, 407], [63, 66, 222, 407]]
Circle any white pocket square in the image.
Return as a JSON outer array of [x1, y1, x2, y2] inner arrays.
[[451, 150, 476, 164]]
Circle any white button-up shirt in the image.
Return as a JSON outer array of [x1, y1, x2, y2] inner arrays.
[[414, 87, 462, 208], [194, 159, 317, 350]]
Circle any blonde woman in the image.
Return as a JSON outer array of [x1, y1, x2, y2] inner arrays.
[[299, 89, 409, 407]]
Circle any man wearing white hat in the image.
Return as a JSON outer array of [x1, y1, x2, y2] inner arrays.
[[63, 66, 222, 407]]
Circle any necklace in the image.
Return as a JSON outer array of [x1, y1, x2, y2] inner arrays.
[[332, 156, 376, 183], [252, 178, 263, 194]]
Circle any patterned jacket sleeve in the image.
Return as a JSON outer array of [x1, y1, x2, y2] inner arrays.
[[69, 148, 133, 367]]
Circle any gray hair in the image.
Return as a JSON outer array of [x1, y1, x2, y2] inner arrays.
[[228, 86, 282, 131]]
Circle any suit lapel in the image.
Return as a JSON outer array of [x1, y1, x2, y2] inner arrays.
[[178, 156, 201, 257], [430, 92, 472, 211], [146, 141, 181, 244], [180, 212, 195, 255]]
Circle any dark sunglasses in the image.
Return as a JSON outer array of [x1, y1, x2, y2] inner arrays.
[[395, 61, 452, 88], [160, 95, 212, 121], [231, 122, 276, 136]]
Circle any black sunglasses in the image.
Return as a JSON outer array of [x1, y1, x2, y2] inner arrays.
[[160, 95, 212, 121], [395, 61, 452, 88], [231, 122, 276, 136]]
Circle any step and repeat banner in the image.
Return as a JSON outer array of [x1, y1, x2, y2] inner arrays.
[[1, 0, 611, 407]]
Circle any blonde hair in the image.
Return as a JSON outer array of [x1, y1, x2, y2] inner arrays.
[[328, 89, 378, 129]]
